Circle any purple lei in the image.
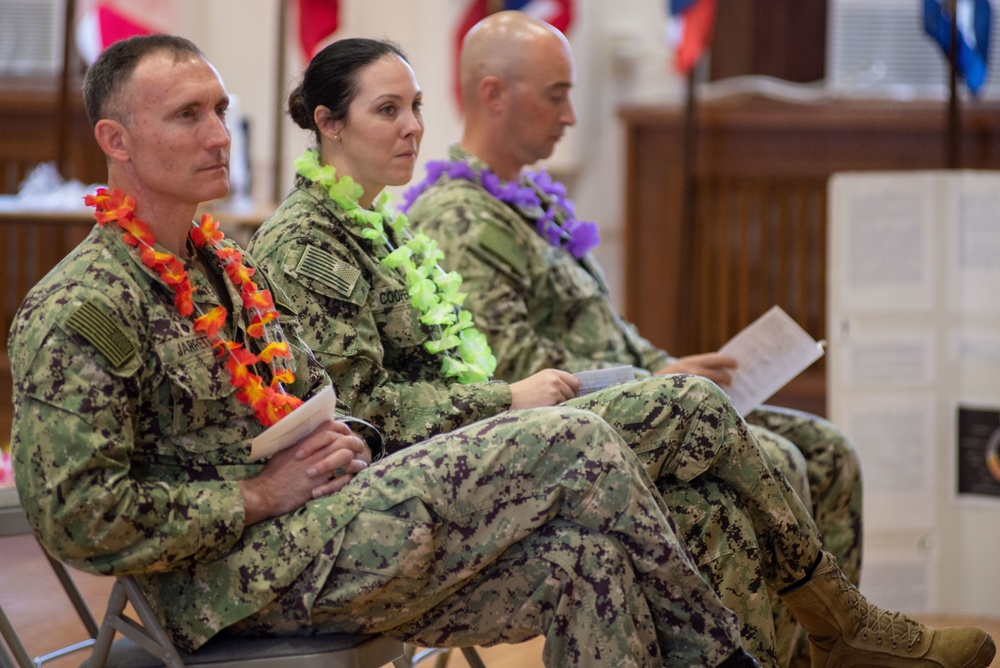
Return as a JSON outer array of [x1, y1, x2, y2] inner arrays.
[[401, 159, 600, 259]]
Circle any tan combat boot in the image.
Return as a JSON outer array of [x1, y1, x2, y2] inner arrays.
[[781, 552, 996, 668]]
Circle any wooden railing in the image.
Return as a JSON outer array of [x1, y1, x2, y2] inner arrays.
[[619, 95, 1000, 416]]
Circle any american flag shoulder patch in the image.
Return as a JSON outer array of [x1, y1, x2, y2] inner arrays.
[[295, 246, 360, 297], [66, 300, 135, 367], [478, 221, 527, 276]]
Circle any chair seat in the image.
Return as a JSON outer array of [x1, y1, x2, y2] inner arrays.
[[81, 632, 403, 668]]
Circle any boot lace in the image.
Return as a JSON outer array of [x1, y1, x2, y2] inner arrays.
[[830, 568, 924, 651]]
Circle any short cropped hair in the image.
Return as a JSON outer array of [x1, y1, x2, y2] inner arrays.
[[82, 34, 204, 127]]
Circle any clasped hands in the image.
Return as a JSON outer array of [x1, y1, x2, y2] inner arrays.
[[239, 420, 370, 525]]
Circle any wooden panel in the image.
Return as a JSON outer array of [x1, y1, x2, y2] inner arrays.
[[710, 0, 827, 83], [0, 77, 105, 194], [619, 96, 1000, 415]]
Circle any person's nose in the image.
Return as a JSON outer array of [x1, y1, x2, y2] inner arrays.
[[206, 113, 231, 149], [562, 99, 577, 127], [402, 110, 424, 140]]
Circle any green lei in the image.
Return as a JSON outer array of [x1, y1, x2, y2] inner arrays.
[[295, 149, 497, 384]]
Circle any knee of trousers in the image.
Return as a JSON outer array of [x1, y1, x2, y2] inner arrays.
[[752, 426, 810, 507]]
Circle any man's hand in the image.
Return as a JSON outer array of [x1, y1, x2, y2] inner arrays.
[[238, 420, 369, 526], [655, 353, 738, 387], [509, 369, 579, 409]]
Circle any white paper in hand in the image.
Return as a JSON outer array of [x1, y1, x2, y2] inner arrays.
[[573, 365, 636, 395], [718, 306, 825, 416], [249, 384, 337, 462]]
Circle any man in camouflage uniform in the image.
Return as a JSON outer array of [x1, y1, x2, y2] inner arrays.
[[405, 12, 862, 667], [8, 35, 763, 667]]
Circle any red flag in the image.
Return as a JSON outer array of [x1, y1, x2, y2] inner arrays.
[[454, 0, 575, 109], [76, 0, 176, 64], [297, 0, 340, 61], [668, 0, 717, 75]]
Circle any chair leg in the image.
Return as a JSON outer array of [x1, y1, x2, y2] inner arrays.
[[87, 580, 127, 668], [0, 644, 18, 668], [460, 647, 487, 668], [42, 552, 99, 638], [116, 578, 186, 668], [0, 603, 32, 668]]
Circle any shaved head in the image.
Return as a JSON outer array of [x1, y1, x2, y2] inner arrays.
[[460, 10, 571, 109], [457, 10, 577, 179]]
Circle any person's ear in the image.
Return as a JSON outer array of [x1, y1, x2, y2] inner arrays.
[[94, 119, 130, 162], [480, 75, 507, 113], [314, 105, 344, 142]]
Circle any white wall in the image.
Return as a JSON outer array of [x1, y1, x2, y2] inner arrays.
[[169, 0, 686, 310]]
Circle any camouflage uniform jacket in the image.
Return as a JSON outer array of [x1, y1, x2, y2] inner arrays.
[[9, 223, 361, 650], [407, 144, 672, 381], [248, 176, 511, 453]]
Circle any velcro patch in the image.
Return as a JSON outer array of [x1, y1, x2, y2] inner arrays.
[[478, 222, 527, 276], [66, 301, 135, 367], [295, 246, 360, 297]]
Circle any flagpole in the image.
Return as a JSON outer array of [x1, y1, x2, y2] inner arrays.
[[679, 60, 699, 337], [57, 0, 78, 179], [272, 0, 289, 203], [947, 0, 961, 168]]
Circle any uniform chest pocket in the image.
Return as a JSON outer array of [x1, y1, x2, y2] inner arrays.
[[158, 340, 241, 442], [371, 287, 429, 351]]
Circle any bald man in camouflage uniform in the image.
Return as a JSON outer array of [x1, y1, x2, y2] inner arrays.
[[9, 34, 765, 668], [405, 12, 864, 668]]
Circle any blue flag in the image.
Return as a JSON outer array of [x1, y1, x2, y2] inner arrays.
[[924, 0, 993, 94]]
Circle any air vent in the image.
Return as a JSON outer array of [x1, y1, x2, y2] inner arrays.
[[0, 0, 65, 77], [828, 0, 1000, 97]]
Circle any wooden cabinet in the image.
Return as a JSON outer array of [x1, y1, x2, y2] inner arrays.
[[619, 95, 1000, 415]]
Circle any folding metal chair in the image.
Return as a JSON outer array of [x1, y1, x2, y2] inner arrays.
[[2, 546, 406, 668], [4, 542, 490, 668], [80, 573, 406, 668]]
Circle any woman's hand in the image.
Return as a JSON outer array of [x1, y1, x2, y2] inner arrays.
[[509, 369, 579, 409]]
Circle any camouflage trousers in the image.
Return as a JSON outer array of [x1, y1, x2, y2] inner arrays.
[[748, 406, 863, 668], [230, 407, 742, 667], [567, 375, 826, 668]]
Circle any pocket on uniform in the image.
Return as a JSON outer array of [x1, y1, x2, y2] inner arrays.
[[335, 503, 439, 580], [371, 298, 428, 351], [158, 341, 240, 444]]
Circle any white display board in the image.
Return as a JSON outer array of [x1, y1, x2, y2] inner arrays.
[[828, 171, 1000, 617]]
